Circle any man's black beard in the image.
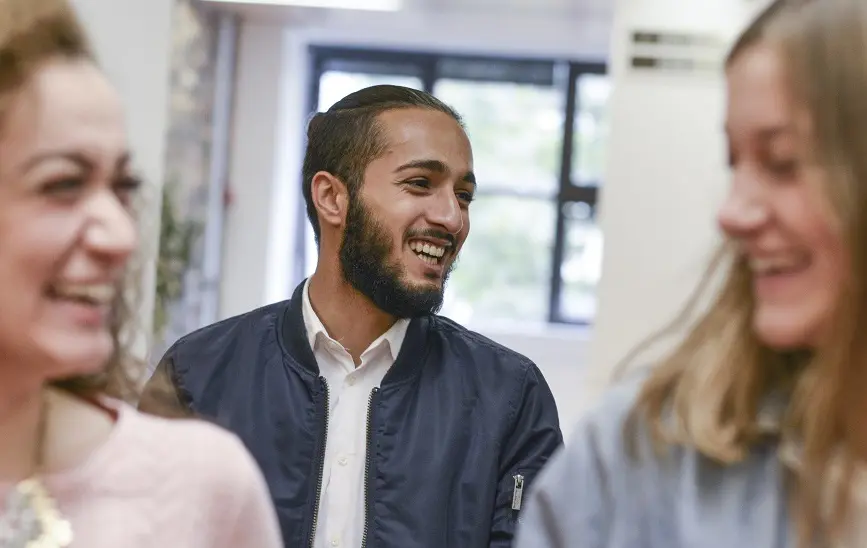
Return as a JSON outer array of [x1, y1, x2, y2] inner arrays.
[[339, 194, 455, 318]]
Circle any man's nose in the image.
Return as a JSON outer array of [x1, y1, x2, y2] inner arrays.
[[426, 189, 464, 235]]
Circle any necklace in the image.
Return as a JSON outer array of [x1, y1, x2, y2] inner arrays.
[[0, 393, 73, 548]]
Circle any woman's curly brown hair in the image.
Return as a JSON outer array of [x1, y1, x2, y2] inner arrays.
[[0, 0, 148, 403]]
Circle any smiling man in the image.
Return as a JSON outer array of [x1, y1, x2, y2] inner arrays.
[[140, 85, 562, 548]]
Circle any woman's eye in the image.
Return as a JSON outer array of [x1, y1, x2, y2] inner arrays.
[[766, 160, 798, 179], [113, 176, 142, 205], [114, 175, 142, 194], [44, 177, 83, 193]]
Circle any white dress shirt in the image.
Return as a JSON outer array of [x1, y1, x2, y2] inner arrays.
[[303, 280, 409, 548]]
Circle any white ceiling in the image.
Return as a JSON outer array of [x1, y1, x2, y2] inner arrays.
[[200, 0, 614, 59], [202, 0, 614, 21], [423, 0, 613, 18]]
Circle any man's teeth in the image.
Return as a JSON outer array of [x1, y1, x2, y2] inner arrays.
[[409, 241, 446, 259], [51, 283, 116, 304], [749, 257, 807, 275]]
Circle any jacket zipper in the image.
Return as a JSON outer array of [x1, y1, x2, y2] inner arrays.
[[511, 474, 525, 511], [360, 387, 379, 548], [309, 377, 330, 548]]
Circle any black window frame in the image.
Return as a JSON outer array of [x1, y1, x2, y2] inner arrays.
[[293, 45, 607, 325]]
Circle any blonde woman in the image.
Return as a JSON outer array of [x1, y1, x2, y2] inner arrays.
[[515, 0, 867, 546], [0, 1, 282, 546]]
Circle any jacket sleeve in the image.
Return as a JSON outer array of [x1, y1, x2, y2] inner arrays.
[[512, 413, 615, 548], [489, 362, 563, 547], [138, 349, 194, 418]]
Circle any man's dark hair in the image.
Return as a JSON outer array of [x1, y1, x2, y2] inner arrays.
[[302, 85, 463, 243]]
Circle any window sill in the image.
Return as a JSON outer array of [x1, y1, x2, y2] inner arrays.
[[460, 319, 594, 344]]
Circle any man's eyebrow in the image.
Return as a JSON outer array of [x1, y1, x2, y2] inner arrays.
[[395, 159, 476, 186], [394, 159, 449, 174]]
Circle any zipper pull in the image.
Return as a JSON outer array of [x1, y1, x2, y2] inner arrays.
[[511, 474, 525, 511]]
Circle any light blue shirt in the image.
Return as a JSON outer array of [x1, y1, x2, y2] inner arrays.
[[514, 378, 795, 547]]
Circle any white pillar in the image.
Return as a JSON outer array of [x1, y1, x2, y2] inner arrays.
[[584, 0, 770, 411], [219, 22, 291, 320], [71, 0, 174, 356]]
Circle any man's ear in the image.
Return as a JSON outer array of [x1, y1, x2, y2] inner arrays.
[[311, 171, 349, 231]]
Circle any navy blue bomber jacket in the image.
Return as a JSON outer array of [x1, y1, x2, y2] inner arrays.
[[148, 281, 563, 548]]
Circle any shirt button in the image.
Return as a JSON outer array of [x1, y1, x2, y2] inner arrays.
[[330, 539, 340, 547], [346, 377, 356, 386], [338, 456, 348, 466]]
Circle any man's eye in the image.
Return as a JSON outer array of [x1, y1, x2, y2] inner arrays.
[[407, 178, 431, 188], [457, 192, 475, 203]]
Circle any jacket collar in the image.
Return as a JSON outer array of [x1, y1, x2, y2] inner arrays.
[[280, 280, 431, 385]]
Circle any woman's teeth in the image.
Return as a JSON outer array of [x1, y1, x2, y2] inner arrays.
[[749, 256, 809, 276], [49, 283, 116, 305]]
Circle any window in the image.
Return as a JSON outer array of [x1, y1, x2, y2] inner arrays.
[[297, 47, 610, 325]]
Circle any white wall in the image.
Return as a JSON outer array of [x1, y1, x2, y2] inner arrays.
[[71, 0, 174, 356], [220, 23, 290, 321], [584, 0, 773, 412]]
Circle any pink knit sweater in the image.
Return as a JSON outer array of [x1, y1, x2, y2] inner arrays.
[[0, 401, 283, 547]]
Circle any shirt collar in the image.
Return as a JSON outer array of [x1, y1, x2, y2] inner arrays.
[[301, 278, 409, 361]]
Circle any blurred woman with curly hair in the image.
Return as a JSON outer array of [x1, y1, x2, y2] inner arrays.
[[0, 1, 282, 546]]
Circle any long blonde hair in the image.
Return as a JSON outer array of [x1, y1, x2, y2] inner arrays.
[[0, 0, 146, 403], [627, 0, 867, 544]]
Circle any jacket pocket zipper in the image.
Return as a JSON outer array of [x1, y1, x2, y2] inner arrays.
[[361, 387, 378, 548], [511, 474, 525, 511]]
